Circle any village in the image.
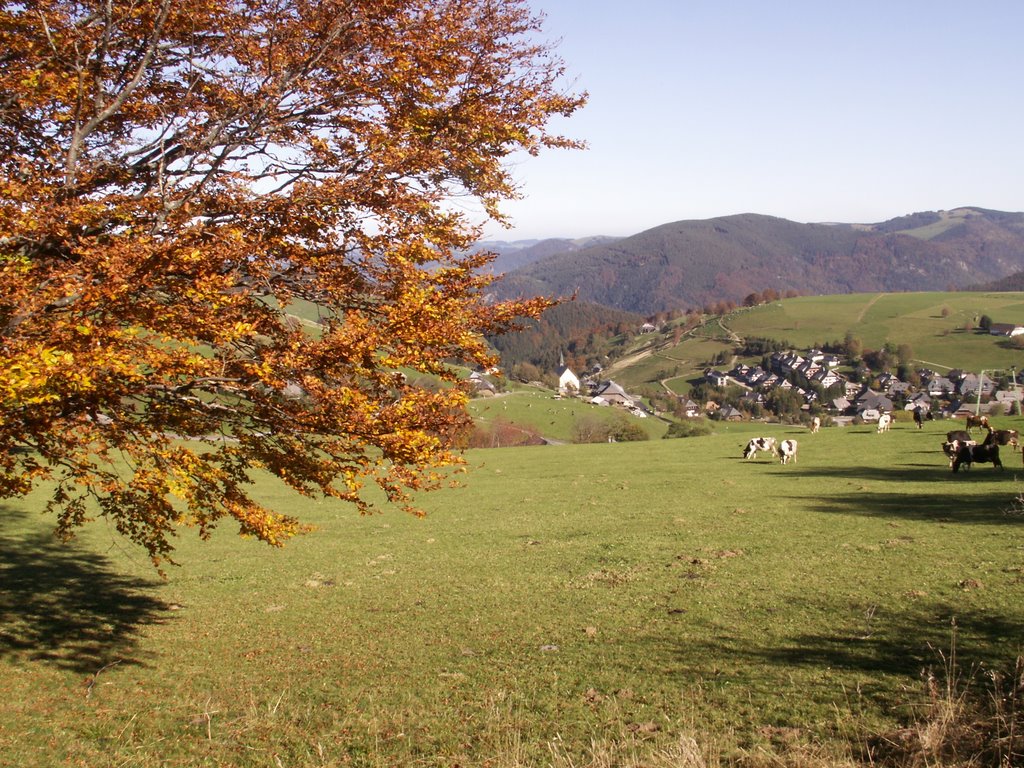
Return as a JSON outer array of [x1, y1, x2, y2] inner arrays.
[[542, 320, 1024, 426]]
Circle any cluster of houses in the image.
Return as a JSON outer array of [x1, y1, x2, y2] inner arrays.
[[555, 361, 649, 418], [703, 348, 1022, 421], [478, 313, 1024, 424], [540, 344, 1022, 424]]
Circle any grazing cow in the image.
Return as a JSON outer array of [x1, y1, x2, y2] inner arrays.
[[952, 442, 1002, 473], [810, 416, 821, 434], [876, 412, 892, 433], [965, 413, 990, 433], [942, 438, 976, 468], [777, 439, 798, 465], [743, 436, 777, 460]]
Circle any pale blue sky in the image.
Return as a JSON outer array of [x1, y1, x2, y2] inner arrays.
[[485, 1, 1024, 240]]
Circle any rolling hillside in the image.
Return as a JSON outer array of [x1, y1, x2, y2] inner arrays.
[[493, 207, 1024, 315]]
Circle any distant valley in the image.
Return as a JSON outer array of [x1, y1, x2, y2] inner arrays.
[[484, 207, 1024, 315]]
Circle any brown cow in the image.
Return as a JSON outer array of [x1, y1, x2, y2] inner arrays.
[[965, 413, 990, 433], [986, 428, 1022, 465], [988, 428, 1020, 448]]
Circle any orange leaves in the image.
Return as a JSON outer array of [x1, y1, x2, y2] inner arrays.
[[0, 0, 582, 565]]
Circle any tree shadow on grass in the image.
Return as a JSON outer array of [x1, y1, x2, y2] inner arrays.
[[765, 461, 1024, 526], [0, 505, 171, 674], [794, 488, 1022, 526], [655, 600, 1024, 713]]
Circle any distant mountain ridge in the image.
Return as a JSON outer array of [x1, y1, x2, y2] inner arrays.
[[480, 235, 620, 274], [490, 207, 1024, 315]]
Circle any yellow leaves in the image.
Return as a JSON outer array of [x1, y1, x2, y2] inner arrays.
[[0, 0, 581, 566], [224, 498, 301, 547], [3, 346, 78, 407]]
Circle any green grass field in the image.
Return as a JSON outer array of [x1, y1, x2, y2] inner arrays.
[[726, 293, 1024, 372], [468, 389, 670, 442], [3, 417, 1024, 766]]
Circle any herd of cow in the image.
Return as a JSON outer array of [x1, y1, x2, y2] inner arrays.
[[940, 414, 1019, 472], [741, 412, 1020, 472]]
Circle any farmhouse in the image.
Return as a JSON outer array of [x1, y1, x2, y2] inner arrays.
[[769, 351, 804, 376], [905, 392, 932, 411], [718, 406, 743, 421], [831, 396, 851, 413], [995, 389, 1023, 408], [989, 323, 1024, 337], [703, 369, 730, 387], [592, 380, 633, 407], [854, 389, 893, 420], [924, 375, 955, 397], [958, 373, 996, 399], [678, 398, 702, 418], [740, 390, 765, 408], [812, 367, 845, 389], [468, 371, 496, 395]]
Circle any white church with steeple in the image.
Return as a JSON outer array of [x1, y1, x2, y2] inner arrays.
[[556, 352, 580, 396]]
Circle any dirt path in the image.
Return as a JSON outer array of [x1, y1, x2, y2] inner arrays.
[[855, 293, 886, 324]]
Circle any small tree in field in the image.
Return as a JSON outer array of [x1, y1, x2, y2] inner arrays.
[[0, 0, 584, 564]]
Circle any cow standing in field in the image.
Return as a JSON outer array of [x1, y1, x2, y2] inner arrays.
[[877, 412, 892, 433], [965, 413, 990, 433], [952, 441, 1002, 472], [913, 406, 932, 429], [809, 416, 821, 434], [942, 438, 976, 468], [743, 437, 777, 460], [943, 429, 975, 468], [777, 439, 798, 465], [988, 428, 1020, 449], [986, 428, 1022, 466]]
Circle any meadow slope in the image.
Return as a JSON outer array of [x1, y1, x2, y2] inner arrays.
[[2, 419, 1023, 766]]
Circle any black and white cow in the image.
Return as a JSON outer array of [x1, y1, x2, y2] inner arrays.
[[913, 406, 933, 429], [777, 439, 798, 465], [942, 438, 976, 468], [743, 436, 777, 460], [951, 442, 1002, 473]]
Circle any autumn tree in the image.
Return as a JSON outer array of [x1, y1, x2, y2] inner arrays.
[[0, 0, 584, 564]]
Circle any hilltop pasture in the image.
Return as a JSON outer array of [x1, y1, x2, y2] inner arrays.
[[3, 418, 1024, 766], [727, 292, 1024, 372]]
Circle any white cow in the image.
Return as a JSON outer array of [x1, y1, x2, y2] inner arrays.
[[809, 416, 821, 434], [777, 439, 798, 464], [876, 412, 892, 433]]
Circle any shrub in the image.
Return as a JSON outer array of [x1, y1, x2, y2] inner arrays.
[[663, 419, 713, 439]]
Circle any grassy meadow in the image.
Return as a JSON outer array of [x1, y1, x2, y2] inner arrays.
[[727, 293, 1024, 372], [467, 388, 670, 442], [3, 417, 1024, 767]]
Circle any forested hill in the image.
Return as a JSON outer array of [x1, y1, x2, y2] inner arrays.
[[491, 207, 1024, 315], [487, 298, 642, 378]]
